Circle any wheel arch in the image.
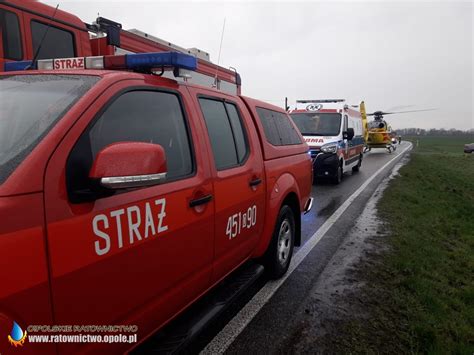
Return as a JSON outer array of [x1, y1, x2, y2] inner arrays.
[[281, 192, 301, 247], [251, 173, 302, 258]]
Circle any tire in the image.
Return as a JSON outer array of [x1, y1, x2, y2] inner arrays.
[[352, 154, 362, 172], [263, 205, 295, 279], [332, 163, 343, 184]]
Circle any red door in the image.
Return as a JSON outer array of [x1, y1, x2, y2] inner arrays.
[[187, 87, 266, 282], [44, 79, 214, 353]]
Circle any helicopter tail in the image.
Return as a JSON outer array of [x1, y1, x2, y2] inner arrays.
[[360, 101, 369, 143]]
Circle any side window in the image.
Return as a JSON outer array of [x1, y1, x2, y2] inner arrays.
[[225, 103, 247, 162], [198, 98, 248, 170], [255, 107, 280, 146], [67, 90, 193, 201], [275, 111, 303, 145], [256, 107, 302, 146], [31, 20, 75, 59], [0, 9, 22, 60]]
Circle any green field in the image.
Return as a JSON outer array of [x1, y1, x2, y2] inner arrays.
[[340, 136, 474, 353], [406, 135, 473, 154]]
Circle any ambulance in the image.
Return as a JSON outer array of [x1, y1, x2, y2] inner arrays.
[[0, 51, 312, 354], [290, 99, 365, 184]]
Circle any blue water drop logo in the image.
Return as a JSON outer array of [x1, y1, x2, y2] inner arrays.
[[8, 321, 27, 347], [11, 321, 24, 341]]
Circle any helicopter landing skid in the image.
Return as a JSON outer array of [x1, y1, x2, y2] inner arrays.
[[386, 144, 397, 153]]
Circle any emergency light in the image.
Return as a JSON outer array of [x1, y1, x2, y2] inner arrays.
[[3, 52, 198, 73], [3, 60, 36, 71]]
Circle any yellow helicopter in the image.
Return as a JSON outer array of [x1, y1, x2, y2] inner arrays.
[[359, 102, 434, 153]]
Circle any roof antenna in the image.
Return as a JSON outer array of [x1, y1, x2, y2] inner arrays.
[[213, 17, 226, 88], [26, 4, 60, 70]]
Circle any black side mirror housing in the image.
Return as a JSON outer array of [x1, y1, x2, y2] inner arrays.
[[344, 128, 355, 140]]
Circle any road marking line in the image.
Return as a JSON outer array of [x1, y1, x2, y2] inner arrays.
[[201, 143, 413, 355]]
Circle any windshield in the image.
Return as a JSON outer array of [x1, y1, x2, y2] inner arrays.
[[0, 74, 99, 184], [368, 120, 386, 129], [291, 112, 342, 136]]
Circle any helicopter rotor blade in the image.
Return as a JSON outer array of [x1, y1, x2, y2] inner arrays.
[[366, 108, 436, 116], [382, 108, 437, 115]]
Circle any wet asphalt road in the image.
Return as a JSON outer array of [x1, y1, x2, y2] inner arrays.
[[192, 142, 412, 354], [300, 143, 409, 246]]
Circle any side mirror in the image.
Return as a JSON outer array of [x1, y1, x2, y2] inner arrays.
[[89, 142, 167, 190], [343, 128, 355, 140]]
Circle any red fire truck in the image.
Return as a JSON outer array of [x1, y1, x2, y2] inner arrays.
[[0, 0, 241, 94], [0, 51, 312, 353]]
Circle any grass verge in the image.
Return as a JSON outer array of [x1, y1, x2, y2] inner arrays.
[[340, 136, 474, 354]]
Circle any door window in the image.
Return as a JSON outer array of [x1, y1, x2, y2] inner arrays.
[[198, 98, 248, 170], [67, 90, 193, 202]]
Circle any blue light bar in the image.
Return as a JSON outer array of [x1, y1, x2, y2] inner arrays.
[[4, 60, 35, 71], [125, 52, 197, 71]]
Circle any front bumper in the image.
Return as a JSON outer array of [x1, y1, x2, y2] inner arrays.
[[313, 153, 339, 178]]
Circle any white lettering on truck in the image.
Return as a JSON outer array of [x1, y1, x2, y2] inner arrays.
[[93, 198, 168, 256]]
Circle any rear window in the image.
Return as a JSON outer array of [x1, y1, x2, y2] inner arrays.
[[0, 9, 23, 60], [256, 107, 302, 146], [0, 74, 99, 184], [31, 20, 75, 59]]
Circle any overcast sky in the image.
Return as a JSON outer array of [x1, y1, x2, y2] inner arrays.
[[44, 0, 473, 130]]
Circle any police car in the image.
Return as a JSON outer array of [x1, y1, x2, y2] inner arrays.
[[290, 99, 365, 184], [0, 53, 312, 354]]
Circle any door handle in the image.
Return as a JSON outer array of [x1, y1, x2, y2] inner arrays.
[[249, 178, 262, 187], [189, 194, 213, 208]]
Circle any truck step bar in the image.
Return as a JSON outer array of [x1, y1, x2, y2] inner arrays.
[[131, 262, 265, 354]]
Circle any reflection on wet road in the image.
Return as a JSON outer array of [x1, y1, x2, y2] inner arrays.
[[300, 143, 409, 248]]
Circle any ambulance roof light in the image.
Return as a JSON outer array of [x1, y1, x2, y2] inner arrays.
[[296, 99, 345, 103], [3, 52, 198, 73]]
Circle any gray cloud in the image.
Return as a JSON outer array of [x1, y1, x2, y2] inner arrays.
[[45, 0, 473, 130]]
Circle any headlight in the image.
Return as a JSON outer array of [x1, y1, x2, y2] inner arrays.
[[321, 143, 338, 154]]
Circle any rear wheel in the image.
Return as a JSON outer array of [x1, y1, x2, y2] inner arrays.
[[263, 205, 295, 279]]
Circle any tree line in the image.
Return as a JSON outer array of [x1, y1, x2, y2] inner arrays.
[[394, 128, 473, 137]]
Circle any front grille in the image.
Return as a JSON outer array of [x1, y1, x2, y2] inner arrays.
[[309, 149, 320, 159]]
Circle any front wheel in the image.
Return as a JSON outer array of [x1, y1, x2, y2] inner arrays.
[[352, 154, 362, 172], [263, 205, 295, 279], [332, 163, 343, 184]]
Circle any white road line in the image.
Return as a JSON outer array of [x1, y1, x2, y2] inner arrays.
[[201, 142, 413, 355]]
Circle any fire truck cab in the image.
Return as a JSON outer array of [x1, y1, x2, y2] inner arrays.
[[0, 0, 241, 94], [0, 52, 312, 354], [290, 99, 365, 184]]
